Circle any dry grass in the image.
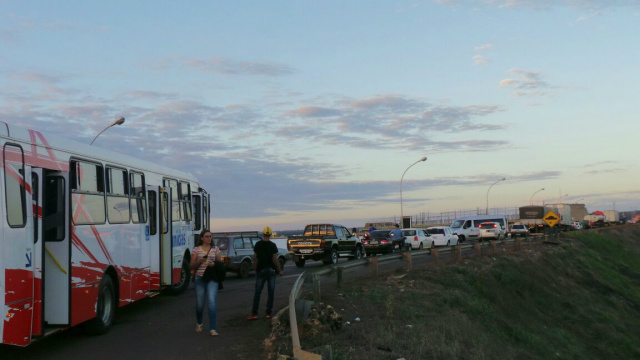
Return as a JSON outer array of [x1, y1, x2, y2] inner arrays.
[[271, 226, 640, 360]]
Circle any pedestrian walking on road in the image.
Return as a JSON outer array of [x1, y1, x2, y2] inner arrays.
[[190, 229, 223, 336], [390, 223, 406, 251], [248, 226, 284, 320]]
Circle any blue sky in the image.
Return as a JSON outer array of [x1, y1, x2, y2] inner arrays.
[[2, 1, 639, 231]]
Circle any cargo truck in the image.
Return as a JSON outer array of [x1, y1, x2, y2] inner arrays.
[[545, 203, 589, 230], [603, 210, 620, 225], [584, 211, 606, 228]]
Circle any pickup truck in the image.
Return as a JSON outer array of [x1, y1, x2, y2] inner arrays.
[[287, 224, 363, 268]]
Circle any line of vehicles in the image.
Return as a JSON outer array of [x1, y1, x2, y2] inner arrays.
[[519, 204, 625, 230], [283, 203, 635, 269], [285, 223, 461, 267]]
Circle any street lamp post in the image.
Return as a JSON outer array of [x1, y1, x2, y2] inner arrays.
[[400, 156, 427, 225], [90, 117, 125, 145], [529, 187, 545, 205], [485, 177, 506, 215]]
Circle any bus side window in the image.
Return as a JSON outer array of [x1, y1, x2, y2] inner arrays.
[[163, 178, 180, 222], [106, 167, 130, 224], [192, 195, 202, 231], [4, 143, 26, 227], [179, 181, 192, 222], [71, 160, 105, 225], [130, 171, 147, 224]]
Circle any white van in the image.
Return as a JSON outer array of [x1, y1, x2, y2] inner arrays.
[[450, 215, 508, 242]]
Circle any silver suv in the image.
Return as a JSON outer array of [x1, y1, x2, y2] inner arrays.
[[211, 231, 288, 278]]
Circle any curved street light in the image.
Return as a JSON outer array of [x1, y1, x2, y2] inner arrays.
[[485, 177, 506, 215], [400, 156, 427, 225], [90, 117, 125, 145], [529, 187, 545, 205]]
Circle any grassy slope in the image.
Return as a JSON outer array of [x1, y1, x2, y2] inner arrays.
[[299, 226, 640, 360]]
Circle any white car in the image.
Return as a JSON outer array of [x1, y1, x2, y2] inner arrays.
[[571, 222, 583, 230], [402, 228, 434, 250], [426, 226, 459, 246], [478, 222, 505, 240], [508, 224, 529, 238]]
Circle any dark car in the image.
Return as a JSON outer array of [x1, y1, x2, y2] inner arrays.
[[212, 231, 287, 278], [362, 230, 394, 255]]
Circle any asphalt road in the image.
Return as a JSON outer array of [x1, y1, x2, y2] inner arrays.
[[0, 245, 469, 360]]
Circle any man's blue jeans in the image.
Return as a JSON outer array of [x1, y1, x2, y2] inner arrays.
[[195, 276, 219, 331], [251, 268, 276, 316]]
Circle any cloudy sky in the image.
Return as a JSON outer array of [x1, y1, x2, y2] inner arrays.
[[1, 1, 639, 231]]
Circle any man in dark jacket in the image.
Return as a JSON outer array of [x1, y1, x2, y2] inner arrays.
[[248, 226, 283, 320]]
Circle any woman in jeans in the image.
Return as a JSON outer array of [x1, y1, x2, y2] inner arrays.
[[190, 229, 222, 336]]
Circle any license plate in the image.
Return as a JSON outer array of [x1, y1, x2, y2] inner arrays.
[[299, 249, 312, 254], [370, 241, 378, 245]]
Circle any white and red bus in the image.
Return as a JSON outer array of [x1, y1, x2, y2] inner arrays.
[[0, 122, 210, 346]]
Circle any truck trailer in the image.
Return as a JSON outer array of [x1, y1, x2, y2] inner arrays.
[[603, 210, 621, 225]]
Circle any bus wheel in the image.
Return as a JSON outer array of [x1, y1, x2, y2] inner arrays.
[[87, 276, 116, 335], [167, 258, 191, 295]]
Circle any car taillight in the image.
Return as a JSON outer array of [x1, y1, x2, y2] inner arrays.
[[362, 240, 369, 245], [414, 236, 418, 241], [493, 224, 497, 228], [381, 239, 390, 244]]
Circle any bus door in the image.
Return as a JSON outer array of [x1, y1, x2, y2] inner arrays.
[[1, 145, 32, 346], [38, 169, 69, 328], [159, 187, 173, 286], [191, 190, 210, 245], [203, 192, 210, 232], [146, 185, 161, 291]]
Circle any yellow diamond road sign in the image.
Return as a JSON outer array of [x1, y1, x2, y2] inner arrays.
[[543, 210, 560, 227]]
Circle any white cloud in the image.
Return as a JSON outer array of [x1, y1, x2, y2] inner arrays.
[[474, 44, 493, 51], [499, 69, 551, 97], [474, 55, 490, 65]]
